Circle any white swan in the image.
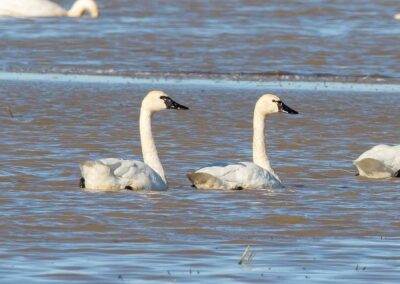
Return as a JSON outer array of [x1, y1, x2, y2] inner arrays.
[[354, 145, 400, 178], [395, 14, 400, 20], [0, 0, 99, 18], [187, 94, 298, 190], [80, 90, 188, 192]]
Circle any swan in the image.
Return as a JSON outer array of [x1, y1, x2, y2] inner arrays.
[[395, 14, 400, 20], [80, 90, 189, 192], [354, 145, 400, 178], [187, 94, 298, 190], [0, 0, 99, 18]]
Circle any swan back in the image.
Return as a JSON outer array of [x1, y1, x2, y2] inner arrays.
[[189, 162, 282, 190], [80, 158, 168, 191], [68, 0, 99, 18], [0, 0, 66, 17], [354, 144, 400, 178]]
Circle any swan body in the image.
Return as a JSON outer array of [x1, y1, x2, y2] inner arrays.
[[395, 14, 400, 20], [187, 162, 283, 190], [0, 0, 99, 18], [80, 91, 188, 192], [80, 158, 166, 191], [354, 144, 400, 178], [187, 94, 298, 190]]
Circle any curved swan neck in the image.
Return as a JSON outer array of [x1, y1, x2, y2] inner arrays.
[[139, 108, 167, 184], [67, 0, 99, 17], [252, 109, 274, 173]]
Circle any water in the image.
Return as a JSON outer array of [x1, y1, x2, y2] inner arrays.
[[1, 77, 399, 283], [1, 0, 400, 283], [0, 0, 399, 79]]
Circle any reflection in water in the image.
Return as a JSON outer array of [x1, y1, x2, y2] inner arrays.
[[1, 78, 399, 282]]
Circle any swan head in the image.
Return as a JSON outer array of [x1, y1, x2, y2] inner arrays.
[[255, 94, 298, 116], [68, 0, 99, 18], [142, 90, 189, 113]]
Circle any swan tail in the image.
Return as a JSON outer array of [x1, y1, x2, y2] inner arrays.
[[80, 160, 104, 175], [186, 172, 225, 189], [354, 158, 392, 178], [79, 161, 120, 190], [186, 172, 197, 187]]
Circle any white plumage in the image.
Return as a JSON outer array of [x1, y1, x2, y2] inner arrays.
[[80, 158, 166, 191], [354, 144, 400, 179], [187, 94, 298, 190], [0, 0, 99, 18], [80, 90, 188, 192], [188, 162, 283, 190]]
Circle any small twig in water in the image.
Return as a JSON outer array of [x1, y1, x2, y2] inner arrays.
[[7, 106, 14, 118], [238, 245, 251, 265]]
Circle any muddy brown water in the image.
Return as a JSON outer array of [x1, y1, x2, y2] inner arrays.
[[0, 0, 400, 78], [1, 76, 399, 283], [1, 0, 400, 282]]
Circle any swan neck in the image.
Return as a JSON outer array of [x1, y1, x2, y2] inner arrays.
[[68, 0, 99, 17], [139, 108, 167, 184], [252, 109, 274, 173]]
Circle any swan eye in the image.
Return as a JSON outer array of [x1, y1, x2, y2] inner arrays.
[[272, 99, 282, 104], [159, 96, 189, 110]]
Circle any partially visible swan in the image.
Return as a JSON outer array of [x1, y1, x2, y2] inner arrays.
[[187, 94, 298, 190], [0, 0, 99, 18], [354, 145, 400, 178], [395, 14, 400, 20], [80, 90, 188, 192]]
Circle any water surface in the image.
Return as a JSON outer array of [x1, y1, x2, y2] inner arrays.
[[0, 0, 399, 79], [1, 77, 399, 283], [0, 0, 399, 282]]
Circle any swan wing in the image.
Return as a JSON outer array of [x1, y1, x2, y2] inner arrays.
[[0, 0, 66, 17], [100, 158, 167, 190], [188, 162, 282, 190], [354, 144, 400, 178], [81, 158, 167, 191]]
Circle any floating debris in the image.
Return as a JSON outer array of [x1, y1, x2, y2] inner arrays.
[[239, 245, 250, 265], [7, 106, 14, 118], [239, 245, 255, 266]]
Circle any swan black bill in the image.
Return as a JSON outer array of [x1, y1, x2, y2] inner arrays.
[[280, 102, 298, 114], [160, 96, 189, 110]]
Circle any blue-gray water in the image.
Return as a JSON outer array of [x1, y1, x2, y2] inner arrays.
[[0, 0, 399, 80], [1, 0, 400, 283]]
